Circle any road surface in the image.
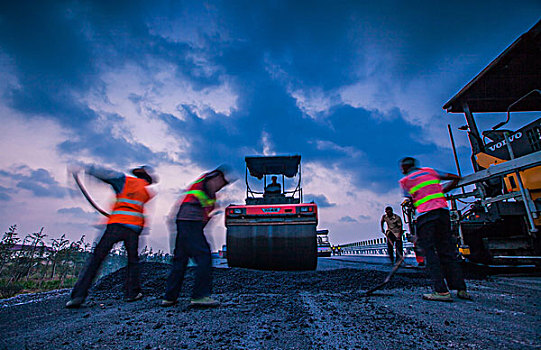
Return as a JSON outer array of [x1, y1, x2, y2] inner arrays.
[[0, 257, 539, 349]]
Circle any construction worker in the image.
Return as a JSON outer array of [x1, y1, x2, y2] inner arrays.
[[380, 206, 404, 264], [399, 157, 471, 302], [161, 166, 231, 307], [66, 165, 156, 308], [264, 175, 281, 196]]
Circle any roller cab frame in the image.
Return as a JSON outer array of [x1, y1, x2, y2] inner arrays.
[[225, 155, 318, 270], [443, 20, 541, 265]]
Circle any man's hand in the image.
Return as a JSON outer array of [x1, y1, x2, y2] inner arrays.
[[441, 173, 461, 193]]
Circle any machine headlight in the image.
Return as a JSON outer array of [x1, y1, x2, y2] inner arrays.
[[229, 208, 244, 215]]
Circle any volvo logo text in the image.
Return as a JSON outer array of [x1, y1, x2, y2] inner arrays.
[[488, 132, 522, 152]]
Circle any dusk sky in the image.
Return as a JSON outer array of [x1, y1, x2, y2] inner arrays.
[[1, 1, 540, 252]]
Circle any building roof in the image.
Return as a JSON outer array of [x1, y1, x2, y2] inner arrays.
[[245, 155, 301, 179], [443, 20, 541, 113]]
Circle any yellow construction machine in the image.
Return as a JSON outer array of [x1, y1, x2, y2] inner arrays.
[[443, 20, 541, 265]]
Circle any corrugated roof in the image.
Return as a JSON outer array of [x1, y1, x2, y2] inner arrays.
[[245, 155, 301, 179], [443, 20, 541, 113]]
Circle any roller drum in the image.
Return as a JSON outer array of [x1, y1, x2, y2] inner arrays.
[[226, 224, 317, 271]]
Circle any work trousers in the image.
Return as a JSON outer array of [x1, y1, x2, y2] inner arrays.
[[71, 224, 141, 299], [386, 234, 403, 263], [164, 220, 212, 301], [416, 209, 466, 293]]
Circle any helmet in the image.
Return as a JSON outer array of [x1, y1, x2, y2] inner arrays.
[[131, 165, 157, 184], [399, 157, 418, 169]]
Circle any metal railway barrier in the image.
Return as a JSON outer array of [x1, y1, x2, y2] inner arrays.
[[340, 237, 415, 257]]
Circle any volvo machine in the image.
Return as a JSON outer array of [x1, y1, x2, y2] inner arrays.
[[225, 155, 318, 270], [443, 20, 541, 265]]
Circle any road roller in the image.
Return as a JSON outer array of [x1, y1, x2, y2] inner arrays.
[[317, 229, 332, 257], [225, 155, 318, 270]]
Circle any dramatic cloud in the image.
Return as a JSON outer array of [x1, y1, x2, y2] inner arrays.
[[1, 1, 539, 250], [305, 194, 335, 208], [358, 214, 372, 222], [1, 167, 67, 199], [57, 207, 99, 221], [339, 216, 358, 223]]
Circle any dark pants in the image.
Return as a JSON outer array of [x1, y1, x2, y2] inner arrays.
[[416, 209, 466, 293], [386, 234, 403, 263], [71, 224, 141, 299], [164, 220, 212, 301]]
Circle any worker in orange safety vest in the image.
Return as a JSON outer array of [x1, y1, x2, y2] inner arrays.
[[66, 164, 156, 308]]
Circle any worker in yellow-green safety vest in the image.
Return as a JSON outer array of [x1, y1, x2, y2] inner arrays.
[[162, 166, 233, 308], [399, 157, 471, 302]]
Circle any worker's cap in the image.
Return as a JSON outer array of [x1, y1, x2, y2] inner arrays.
[[207, 164, 238, 184], [399, 157, 418, 169], [131, 165, 158, 184]]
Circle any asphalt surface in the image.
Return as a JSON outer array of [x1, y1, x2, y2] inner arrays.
[[1, 257, 539, 349]]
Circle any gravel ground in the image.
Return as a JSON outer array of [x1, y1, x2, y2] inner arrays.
[[0, 258, 539, 349]]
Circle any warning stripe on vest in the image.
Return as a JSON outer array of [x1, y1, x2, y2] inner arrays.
[[110, 210, 145, 218], [409, 179, 440, 194], [184, 190, 216, 208], [116, 198, 144, 206], [414, 192, 445, 207]]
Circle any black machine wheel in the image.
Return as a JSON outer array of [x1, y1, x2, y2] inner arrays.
[[226, 223, 317, 271]]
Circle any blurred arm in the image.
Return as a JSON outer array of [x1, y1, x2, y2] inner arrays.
[[85, 164, 126, 194]]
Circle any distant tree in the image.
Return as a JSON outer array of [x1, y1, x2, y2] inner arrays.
[[140, 246, 149, 261], [50, 235, 70, 279], [0, 225, 20, 275], [74, 235, 91, 275], [13, 228, 46, 281]]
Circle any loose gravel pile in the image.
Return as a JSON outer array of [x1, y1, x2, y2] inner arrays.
[[90, 262, 431, 299]]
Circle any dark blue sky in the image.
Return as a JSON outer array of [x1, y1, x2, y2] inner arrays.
[[0, 1, 539, 250]]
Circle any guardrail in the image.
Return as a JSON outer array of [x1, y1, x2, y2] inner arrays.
[[339, 236, 415, 256]]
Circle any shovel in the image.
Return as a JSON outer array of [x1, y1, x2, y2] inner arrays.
[[361, 254, 405, 296]]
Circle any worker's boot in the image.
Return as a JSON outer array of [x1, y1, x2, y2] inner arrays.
[[457, 290, 473, 300], [422, 292, 453, 302], [65, 297, 85, 309], [125, 292, 143, 302], [160, 299, 177, 307], [190, 296, 220, 307]]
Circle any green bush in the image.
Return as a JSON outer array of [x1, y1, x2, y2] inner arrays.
[[0, 225, 170, 299]]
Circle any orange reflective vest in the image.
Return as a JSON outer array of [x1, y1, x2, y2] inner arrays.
[[107, 177, 152, 227]]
